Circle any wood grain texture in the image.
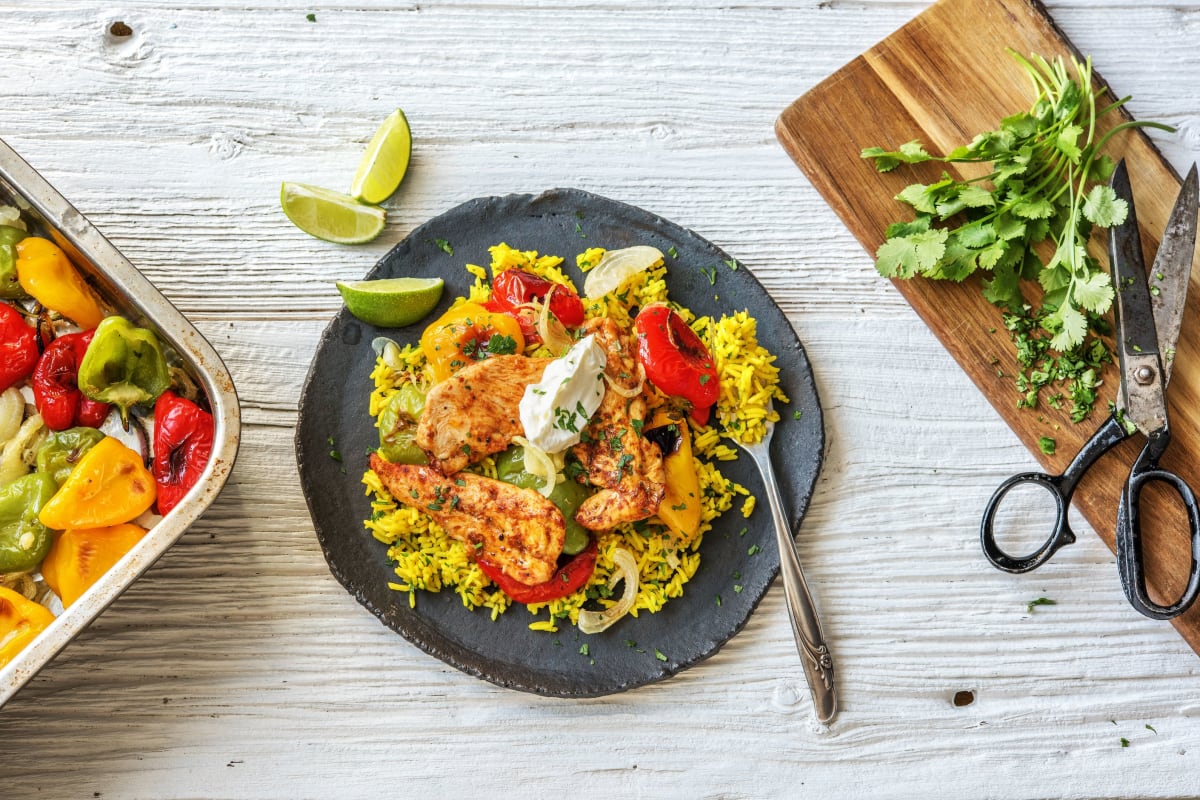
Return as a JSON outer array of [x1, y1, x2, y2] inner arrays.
[[776, 0, 1200, 650], [2, 0, 1200, 798]]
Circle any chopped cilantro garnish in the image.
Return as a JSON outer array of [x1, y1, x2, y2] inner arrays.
[[792, 410, 802, 420], [434, 238, 453, 255], [306, 12, 316, 22], [1038, 436, 1056, 455], [723, 258, 739, 271], [329, 450, 342, 461], [1026, 597, 1056, 613], [579, 643, 589, 656], [486, 333, 517, 355], [654, 649, 667, 662], [667, 246, 678, 259], [747, 544, 761, 556]]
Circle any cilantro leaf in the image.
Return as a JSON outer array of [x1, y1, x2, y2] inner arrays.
[[1082, 185, 1128, 227]]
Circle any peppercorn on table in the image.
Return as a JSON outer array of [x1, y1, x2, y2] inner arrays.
[[4, 1, 1200, 798]]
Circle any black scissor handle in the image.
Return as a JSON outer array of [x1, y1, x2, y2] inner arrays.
[[981, 472, 1077, 573], [1116, 429, 1200, 620]]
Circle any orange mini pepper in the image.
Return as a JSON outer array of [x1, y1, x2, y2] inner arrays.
[[41, 523, 148, 607], [0, 585, 54, 667], [418, 302, 525, 383], [38, 437, 156, 530], [15, 237, 107, 329]]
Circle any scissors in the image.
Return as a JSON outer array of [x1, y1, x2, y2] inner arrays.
[[980, 159, 1200, 620]]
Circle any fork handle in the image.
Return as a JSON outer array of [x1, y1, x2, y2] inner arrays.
[[752, 445, 838, 723]]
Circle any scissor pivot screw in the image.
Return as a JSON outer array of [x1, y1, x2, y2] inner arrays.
[[1135, 366, 1156, 385]]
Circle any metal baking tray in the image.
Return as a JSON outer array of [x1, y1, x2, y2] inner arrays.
[[0, 137, 240, 707]]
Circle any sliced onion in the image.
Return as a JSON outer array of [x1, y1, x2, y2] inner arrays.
[[602, 361, 645, 398], [0, 413, 47, 485], [100, 409, 152, 463], [578, 548, 639, 635], [532, 289, 574, 356], [583, 246, 664, 299], [0, 387, 23, 446], [512, 435, 558, 498], [371, 336, 405, 370], [665, 549, 681, 571]]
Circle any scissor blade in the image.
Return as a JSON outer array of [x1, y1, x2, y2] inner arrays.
[[1149, 164, 1199, 385], [1109, 159, 1168, 435]]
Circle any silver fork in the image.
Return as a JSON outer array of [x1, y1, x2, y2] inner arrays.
[[735, 402, 837, 723]]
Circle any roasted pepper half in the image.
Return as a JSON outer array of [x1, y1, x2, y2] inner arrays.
[[33, 329, 111, 431], [0, 472, 58, 573], [0, 302, 39, 393], [77, 316, 171, 425], [0, 585, 54, 667], [15, 237, 106, 328], [419, 302, 525, 383], [376, 382, 427, 465], [38, 436, 156, 530], [0, 225, 29, 299], [41, 523, 148, 607], [152, 390, 214, 516], [35, 427, 106, 487], [645, 408, 703, 544], [635, 303, 719, 424], [477, 539, 598, 604]]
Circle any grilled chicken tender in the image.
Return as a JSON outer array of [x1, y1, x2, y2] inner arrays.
[[571, 318, 666, 530], [417, 355, 550, 474], [370, 454, 565, 585]]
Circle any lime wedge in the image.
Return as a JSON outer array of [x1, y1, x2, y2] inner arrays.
[[350, 109, 412, 205], [281, 182, 387, 244], [583, 245, 665, 299], [336, 277, 445, 328]]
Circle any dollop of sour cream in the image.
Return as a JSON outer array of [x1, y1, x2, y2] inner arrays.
[[519, 334, 607, 454]]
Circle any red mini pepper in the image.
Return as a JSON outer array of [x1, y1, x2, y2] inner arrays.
[[483, 269, 586, 344], [0, 303, 39, 393], [477, 539, 598, 604], [634, 302, 720, 425], [32, 330, 111, 431], [152, 390, 214, 516]]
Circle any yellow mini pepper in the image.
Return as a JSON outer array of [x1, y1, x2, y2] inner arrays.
[[15, 236, 107, 329], [0, 585, 54, 667], [419, 302, 525, 383], [41, 523, 148, 607], [647, 408, 703, 544], [39, 437, 156, 530]]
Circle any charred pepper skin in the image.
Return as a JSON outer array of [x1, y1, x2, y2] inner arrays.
[[152, 390, 214, 516]]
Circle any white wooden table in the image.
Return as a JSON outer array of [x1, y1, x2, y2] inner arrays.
[[4, 1, 1199, 797]]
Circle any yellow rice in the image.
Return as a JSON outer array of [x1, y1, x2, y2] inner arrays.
[[361, 243, 789, 629]]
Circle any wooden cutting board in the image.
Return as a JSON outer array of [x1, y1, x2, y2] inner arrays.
[[776, 0, 1200, 652]]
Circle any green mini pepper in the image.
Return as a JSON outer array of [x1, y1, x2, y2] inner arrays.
[[495, 446, 592, 555], [36, 427, 106, 487], [377, 383, 428, 465], [0, 472, 58, 573], [0, 225, 29, 299], [77, 316, 171, 425]]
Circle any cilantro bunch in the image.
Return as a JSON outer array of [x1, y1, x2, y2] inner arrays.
[[863, 51, 1172, 353]]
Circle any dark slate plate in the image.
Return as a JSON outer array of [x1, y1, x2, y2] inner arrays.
[[295, 189, 824, 697]]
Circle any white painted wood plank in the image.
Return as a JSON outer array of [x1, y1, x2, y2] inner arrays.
[[2, 0, 1200, 798]]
